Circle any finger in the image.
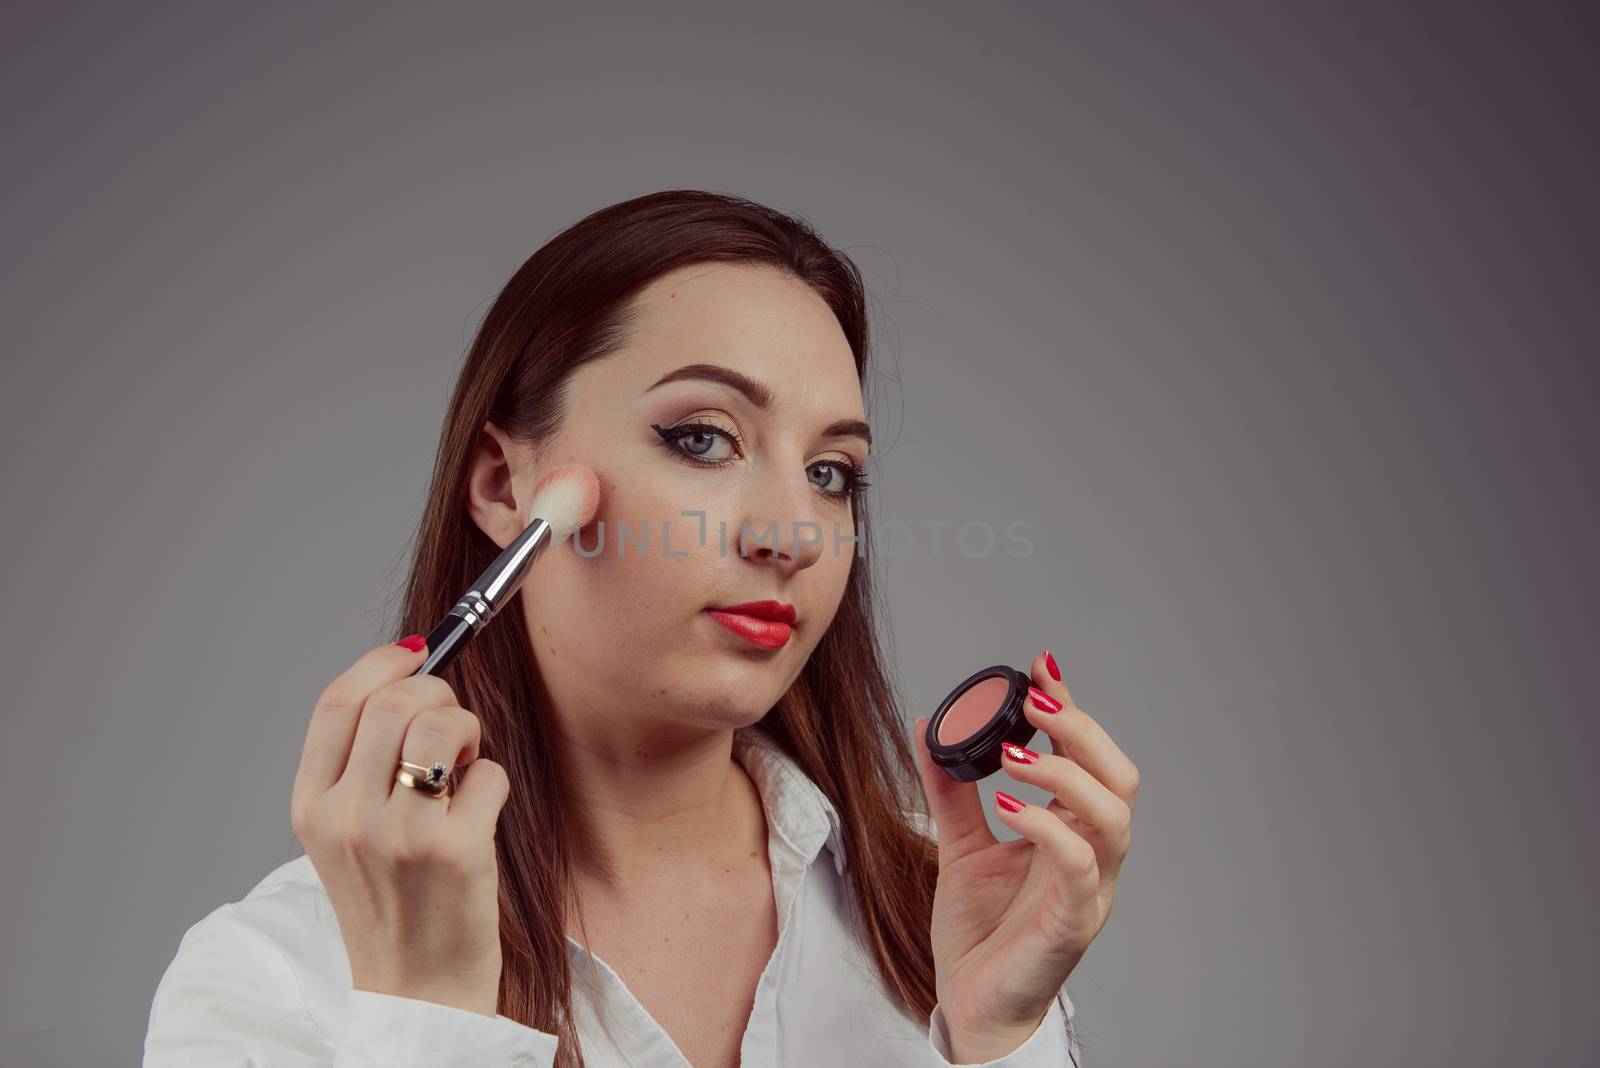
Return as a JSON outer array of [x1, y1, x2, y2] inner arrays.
[[1000, 743, 1132, 879], [993, 789, 1101, 904], [913, 715, 996, 865], [390, 703, 484, 808], [446, 755, 512, 841], [340, 673, 462, 804], [296, 639, 431, 800], [1026, 650, 1141, 810], [1038, 648, 1074, 706]]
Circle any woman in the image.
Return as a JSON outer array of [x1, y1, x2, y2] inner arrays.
[[143, 189, 1137, 1067]]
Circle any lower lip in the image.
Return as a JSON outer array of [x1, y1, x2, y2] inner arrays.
[[705, 610, 792, 649]]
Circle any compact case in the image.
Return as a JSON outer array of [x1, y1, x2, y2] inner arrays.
[[925, 664, 1042, 782]]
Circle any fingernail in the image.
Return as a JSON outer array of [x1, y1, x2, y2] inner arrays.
[[1001, 742, 1038, 764], [1028, 686, 1061, 713], [395, 634, 427, 652], [1044, 650, 1061, 682], [995, 790, 1026, 813]]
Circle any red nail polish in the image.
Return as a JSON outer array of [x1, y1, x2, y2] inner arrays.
[[1044, 650, 1060, 682], [995, 790, 1026, 813], [395, 634, 427, 652], [1028, 686, 1061, 713], [1002, 742, 1038, 764]]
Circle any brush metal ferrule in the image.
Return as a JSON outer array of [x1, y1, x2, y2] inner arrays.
[[412, 515, 560, 678], [455, 516, 553, 629]]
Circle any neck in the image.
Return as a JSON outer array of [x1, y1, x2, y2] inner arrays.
[[557, 720, 766, 895]]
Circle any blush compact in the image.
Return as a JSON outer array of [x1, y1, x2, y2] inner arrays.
[[925, 664, 1042, 782]]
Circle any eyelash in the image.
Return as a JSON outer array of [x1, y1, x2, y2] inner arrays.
[[650, 421, 871, 504]]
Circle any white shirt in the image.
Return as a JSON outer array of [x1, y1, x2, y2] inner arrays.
[[144, 723, 1083, 1067]]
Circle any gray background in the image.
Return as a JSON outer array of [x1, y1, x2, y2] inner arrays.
[[3, 3, 1594, 1066]]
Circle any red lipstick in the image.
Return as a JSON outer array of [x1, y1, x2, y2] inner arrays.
[[705, 599, 797, 650]]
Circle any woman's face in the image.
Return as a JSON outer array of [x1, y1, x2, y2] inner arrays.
[[473, 262, 868, 742]]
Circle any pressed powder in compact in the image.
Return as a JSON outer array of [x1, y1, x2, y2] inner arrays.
[[925, 664, 1043, 781]]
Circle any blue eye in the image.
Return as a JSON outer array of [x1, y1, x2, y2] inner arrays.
[[650, 422, 871, 504], [808, 461, 871, 502], [652, 421, 741, 464]]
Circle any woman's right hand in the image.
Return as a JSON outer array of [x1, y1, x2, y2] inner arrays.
[[289, 636, 511, 1018]]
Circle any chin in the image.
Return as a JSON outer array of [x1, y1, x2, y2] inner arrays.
[[654, 658, 789, 727]]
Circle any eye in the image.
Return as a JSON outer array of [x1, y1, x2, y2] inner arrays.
[[652, 421, 743, 466], [808, 459, 872, 503], [651, 422, 871, 504]]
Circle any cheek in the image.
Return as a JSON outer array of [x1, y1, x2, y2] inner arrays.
[[527, 491, 719, 653], [591, 465, 760, 571], [809, 541, 856, 633]]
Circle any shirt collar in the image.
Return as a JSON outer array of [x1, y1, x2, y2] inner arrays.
[[733, 722, 849, 877]]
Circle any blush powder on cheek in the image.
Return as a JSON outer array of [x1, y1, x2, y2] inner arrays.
[[938, 676, 1009, 745]]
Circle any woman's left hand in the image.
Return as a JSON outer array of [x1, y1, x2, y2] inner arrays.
[[913, 650, 1139, 1057]]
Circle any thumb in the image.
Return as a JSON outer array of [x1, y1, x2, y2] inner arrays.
[[912, 716, 995, 865]]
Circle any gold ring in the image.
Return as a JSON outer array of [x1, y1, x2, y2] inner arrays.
[[395, 759, 452, 799]]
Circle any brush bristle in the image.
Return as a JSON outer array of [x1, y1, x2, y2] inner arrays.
[[527, 463, 601, 546]]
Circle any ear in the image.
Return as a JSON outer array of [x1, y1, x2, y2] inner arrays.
[[465, 420, 533, 550]]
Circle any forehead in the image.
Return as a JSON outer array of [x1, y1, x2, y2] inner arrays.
[[572, 262, 864, 419]]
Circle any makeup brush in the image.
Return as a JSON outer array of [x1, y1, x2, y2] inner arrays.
[[412, 462, 600, 678]]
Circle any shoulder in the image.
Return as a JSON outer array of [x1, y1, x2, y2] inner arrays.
[[146, 852, 349, 1055], [159, 851, 330, 968], [220, 851, 341, 962]]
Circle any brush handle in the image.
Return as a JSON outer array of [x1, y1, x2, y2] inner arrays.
[[415, 610, 477, 677], [411, 518, 553, 677]]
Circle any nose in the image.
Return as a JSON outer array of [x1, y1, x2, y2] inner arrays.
[[735, 474, 828, 574]]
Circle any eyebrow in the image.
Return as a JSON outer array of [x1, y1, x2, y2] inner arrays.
[[643, 362, 872, 447]]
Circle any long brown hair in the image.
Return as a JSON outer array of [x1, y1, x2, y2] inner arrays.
[[385, 190, 950, 1063]]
